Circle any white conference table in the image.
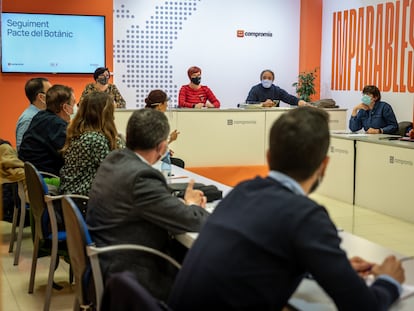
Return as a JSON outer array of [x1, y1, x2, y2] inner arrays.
[[115, 108, 347, 167], [171, 165, 414, 310], [316, 132, 414, 223], [290, 231, 414, 310]]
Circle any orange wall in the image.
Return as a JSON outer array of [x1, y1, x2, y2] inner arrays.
[[299, 0, 322, 101], [0, 0, 113, 145]]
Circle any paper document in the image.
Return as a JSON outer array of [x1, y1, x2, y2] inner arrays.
[[400, 284, 414, 300], [366, 275, 414, 300]]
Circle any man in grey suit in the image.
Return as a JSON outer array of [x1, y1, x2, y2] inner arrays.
[[86, 108, 208, 301]]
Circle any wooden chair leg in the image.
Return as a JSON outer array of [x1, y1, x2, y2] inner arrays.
[[44, 236, 58, 311], [13, 200, 27, 265], [8, 204, 19, 253], [28, 234, 40, 294]]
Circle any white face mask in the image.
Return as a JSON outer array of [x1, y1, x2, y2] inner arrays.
[[70, 104, 78, 120], [261, 79, 273, 88], [152, 148, 170, 171]]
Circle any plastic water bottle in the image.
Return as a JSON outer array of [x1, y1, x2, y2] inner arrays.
[[161, 151, 172, 182]]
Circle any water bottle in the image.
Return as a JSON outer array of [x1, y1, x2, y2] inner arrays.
[[161, 151, 172, 182]]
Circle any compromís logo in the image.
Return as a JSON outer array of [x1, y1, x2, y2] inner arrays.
[[236, 30, 273, 38]]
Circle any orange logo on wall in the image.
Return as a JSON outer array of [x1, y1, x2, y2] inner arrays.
[[237, 30, 244, 37]]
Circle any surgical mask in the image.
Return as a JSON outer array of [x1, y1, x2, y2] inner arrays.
[[97, 77, 109, 85], [70, 104, 78, 120], [361, 94, 372, 105], [261, 79, 273, 89], [191, 77, 201, 85], [153, 149, 170, 171]]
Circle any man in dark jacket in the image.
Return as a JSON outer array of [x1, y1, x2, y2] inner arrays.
[[169, 107, 404, 311]]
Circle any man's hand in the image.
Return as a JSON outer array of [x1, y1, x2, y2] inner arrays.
[[350, 256, 374, 278], [298, 100, 311, 107], [366, 128, 381, 134], [372, 255, 405, 284], [206, 102, 215, 108], [194, 103, 204, 109], [261, 99, 275, 107], [184, 179, 207, 208]]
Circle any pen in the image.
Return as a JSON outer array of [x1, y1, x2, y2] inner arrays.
[[170, 175, 188, 179], [400, 256, 414, 262]]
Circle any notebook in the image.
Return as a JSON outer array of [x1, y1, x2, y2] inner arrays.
[[399, 137, 414, 142]]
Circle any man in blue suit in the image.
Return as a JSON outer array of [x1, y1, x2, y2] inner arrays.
[[169, 107, 405, 310]]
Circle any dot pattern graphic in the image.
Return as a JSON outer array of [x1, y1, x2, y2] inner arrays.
[[114, 1, 201, 107]]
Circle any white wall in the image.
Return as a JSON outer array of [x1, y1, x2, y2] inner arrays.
[[113, 0, 300, 109], [321, 0, 414, 125]]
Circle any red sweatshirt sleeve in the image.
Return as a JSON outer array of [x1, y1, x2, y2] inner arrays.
[[178, 85, 194, 108]]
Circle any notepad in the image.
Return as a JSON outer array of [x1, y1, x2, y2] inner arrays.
[[399, 137, 414, 142], [366, 275, 414, 300]]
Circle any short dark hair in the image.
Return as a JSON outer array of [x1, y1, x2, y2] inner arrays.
[[145, 89, 168, 108], [126, 109, 170, 151], [362, 85, 381, 101], [25, 78, 49, 104], [93, 67, 110, 81], [268, 107, 330, 181], [46, 85, 74, 114], [260, 69, 274, 81]]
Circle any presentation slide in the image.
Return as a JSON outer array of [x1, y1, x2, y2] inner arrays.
[[1, 13, 105, 73]]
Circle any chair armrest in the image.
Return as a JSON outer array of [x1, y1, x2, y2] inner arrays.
[[87, 244, 181, 269], [39, 171, 60, 179], [45, 194, 89, 202], [86, 243, 181, 309]]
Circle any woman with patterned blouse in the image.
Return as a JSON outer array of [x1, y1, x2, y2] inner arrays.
[[59, 92, 125, 196], [80, 67, 126, 108]]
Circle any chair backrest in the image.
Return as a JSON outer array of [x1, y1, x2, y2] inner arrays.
[[61, 196, 93, 309], [170, 157, 185, 168], [398, 121, 413, 136], [61, 195, 181, 311], [24, 162, 51, 240]]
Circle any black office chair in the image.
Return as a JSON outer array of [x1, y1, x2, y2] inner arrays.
[[170, 157, 185, 168], [398, 121, 413, 137]]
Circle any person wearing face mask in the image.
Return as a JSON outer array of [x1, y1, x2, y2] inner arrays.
[[145, 89, 184, 169], [80, 67, 126, 108], [169, 107, 404, 311], [178, 66, 220, 108], [86, 108, 208, 301], [59, 92, 125, 196], [349, 85, 398, 134], [145, 89, 180, 144], [246, 69, 308, 107], [19, 85, 75, 176], [16, 77, 52, 150]]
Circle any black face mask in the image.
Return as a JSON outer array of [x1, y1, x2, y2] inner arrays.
[[97, 77, 109, 85], [191, 77, 201, 85], [309, 175, 322, 194]]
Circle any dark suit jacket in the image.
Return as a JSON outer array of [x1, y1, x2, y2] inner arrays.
[[18, 109, 67, 175], [86, 148, 209, 300], [169, 176, 399, 310]]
